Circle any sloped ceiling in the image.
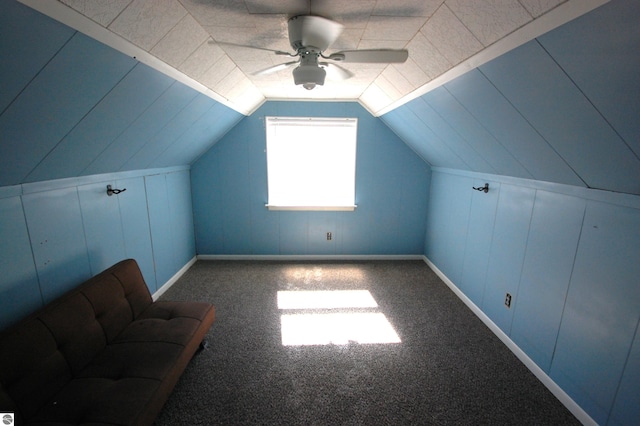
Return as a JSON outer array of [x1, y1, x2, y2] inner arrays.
[[1, 0, 638, 196], [380, 0, 640, 195], [0, 0, 243, 187], [19, 0, 607, 115]]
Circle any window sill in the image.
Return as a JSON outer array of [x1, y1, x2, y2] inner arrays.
[[265, 205, 357, 212]]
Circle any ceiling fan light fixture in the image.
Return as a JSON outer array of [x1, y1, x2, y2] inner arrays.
[[293, 64, 326, 90]]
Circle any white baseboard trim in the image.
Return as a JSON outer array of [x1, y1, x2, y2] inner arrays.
[[197, 254, 425, 261], [421, 256, 597, 426], [152, 256, 197, 301]]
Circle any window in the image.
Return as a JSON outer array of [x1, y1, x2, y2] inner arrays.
[[265, 116, 357, 211]]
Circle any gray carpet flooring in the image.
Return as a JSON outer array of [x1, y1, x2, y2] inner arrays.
[[154, 260, 580, 425]]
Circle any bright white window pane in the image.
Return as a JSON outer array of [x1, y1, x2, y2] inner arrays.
[[266, 117, 357, 209], [280, 313, 401, 346], [277, 290, 378, 310]]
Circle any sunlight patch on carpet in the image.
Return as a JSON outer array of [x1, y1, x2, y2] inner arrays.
[[282, 266, 367, 283], [280, 312, 401, 345], [277, 290, 377, 309], [277, 290, 401, 346]]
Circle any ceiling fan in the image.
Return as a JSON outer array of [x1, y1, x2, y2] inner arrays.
[[249, 15, 409, 90]]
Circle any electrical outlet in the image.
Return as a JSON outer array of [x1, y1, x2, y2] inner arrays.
[[326, 232, 332, 241], [505, 293, 512, 308]]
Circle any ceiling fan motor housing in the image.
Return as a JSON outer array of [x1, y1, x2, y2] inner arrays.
[[288, 15, 306, 50], [288, 15, 342, 52]]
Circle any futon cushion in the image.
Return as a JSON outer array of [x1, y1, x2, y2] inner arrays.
[[39, 292, 107, 375], [0, 318, 71, 418], [111, 259, 153, 318], [77, 341, 184, 381], [115, 301, 214, 346], [81, 272, 134, 342]]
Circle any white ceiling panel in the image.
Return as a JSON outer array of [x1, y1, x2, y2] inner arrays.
[[381, 65, 416, 95], [200, 55, 237, 88], [151, 14, 210, 68], [519, 0, 567, 18], [420, 5, 483, 66], [391, 59, 430, 88], [178, 40, 227, 80], [232, 83, 265, 107], [178, 0, 254, 27], [373, 0, 443, 17], [216, 67, 249, 98], [59, 0, 130, 27], [407, 33, 452, 79], [360, 82, 394, 113], [374, 73, 404, 101], [362, 16, 427, 41], [109, 0, 187, 51], [446, 0, 533, 46], [311, 1, 376, 29]]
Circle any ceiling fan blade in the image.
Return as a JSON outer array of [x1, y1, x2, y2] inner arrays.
[[329, 49, 409, 63], [253, 61, 298, 76], [289, 15, 343, 51], [320, 63, 354, 81], [212, 41, 294, 56]]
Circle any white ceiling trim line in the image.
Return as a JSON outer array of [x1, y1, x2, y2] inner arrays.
[[260, 98, 362, 104], [374, 0, 610, 117], [18, 0, 254, 116]]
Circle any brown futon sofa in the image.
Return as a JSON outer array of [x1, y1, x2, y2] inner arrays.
[[0, 259, 214, 426]]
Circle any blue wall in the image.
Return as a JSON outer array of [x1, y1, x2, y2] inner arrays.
[[0, 167, 196, 330], [425, 168, 640, 425], [191, 101, 431, 255]]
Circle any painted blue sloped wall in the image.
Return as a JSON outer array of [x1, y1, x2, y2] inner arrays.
[[425, 169, 640, 425], [381, 0, 640, 196], [0, 168, 195, 331], [191, 101, 431, 255], [0, 0, 244, 187]]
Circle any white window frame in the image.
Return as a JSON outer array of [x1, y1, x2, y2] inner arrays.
[[265, 116, 358, 211]]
